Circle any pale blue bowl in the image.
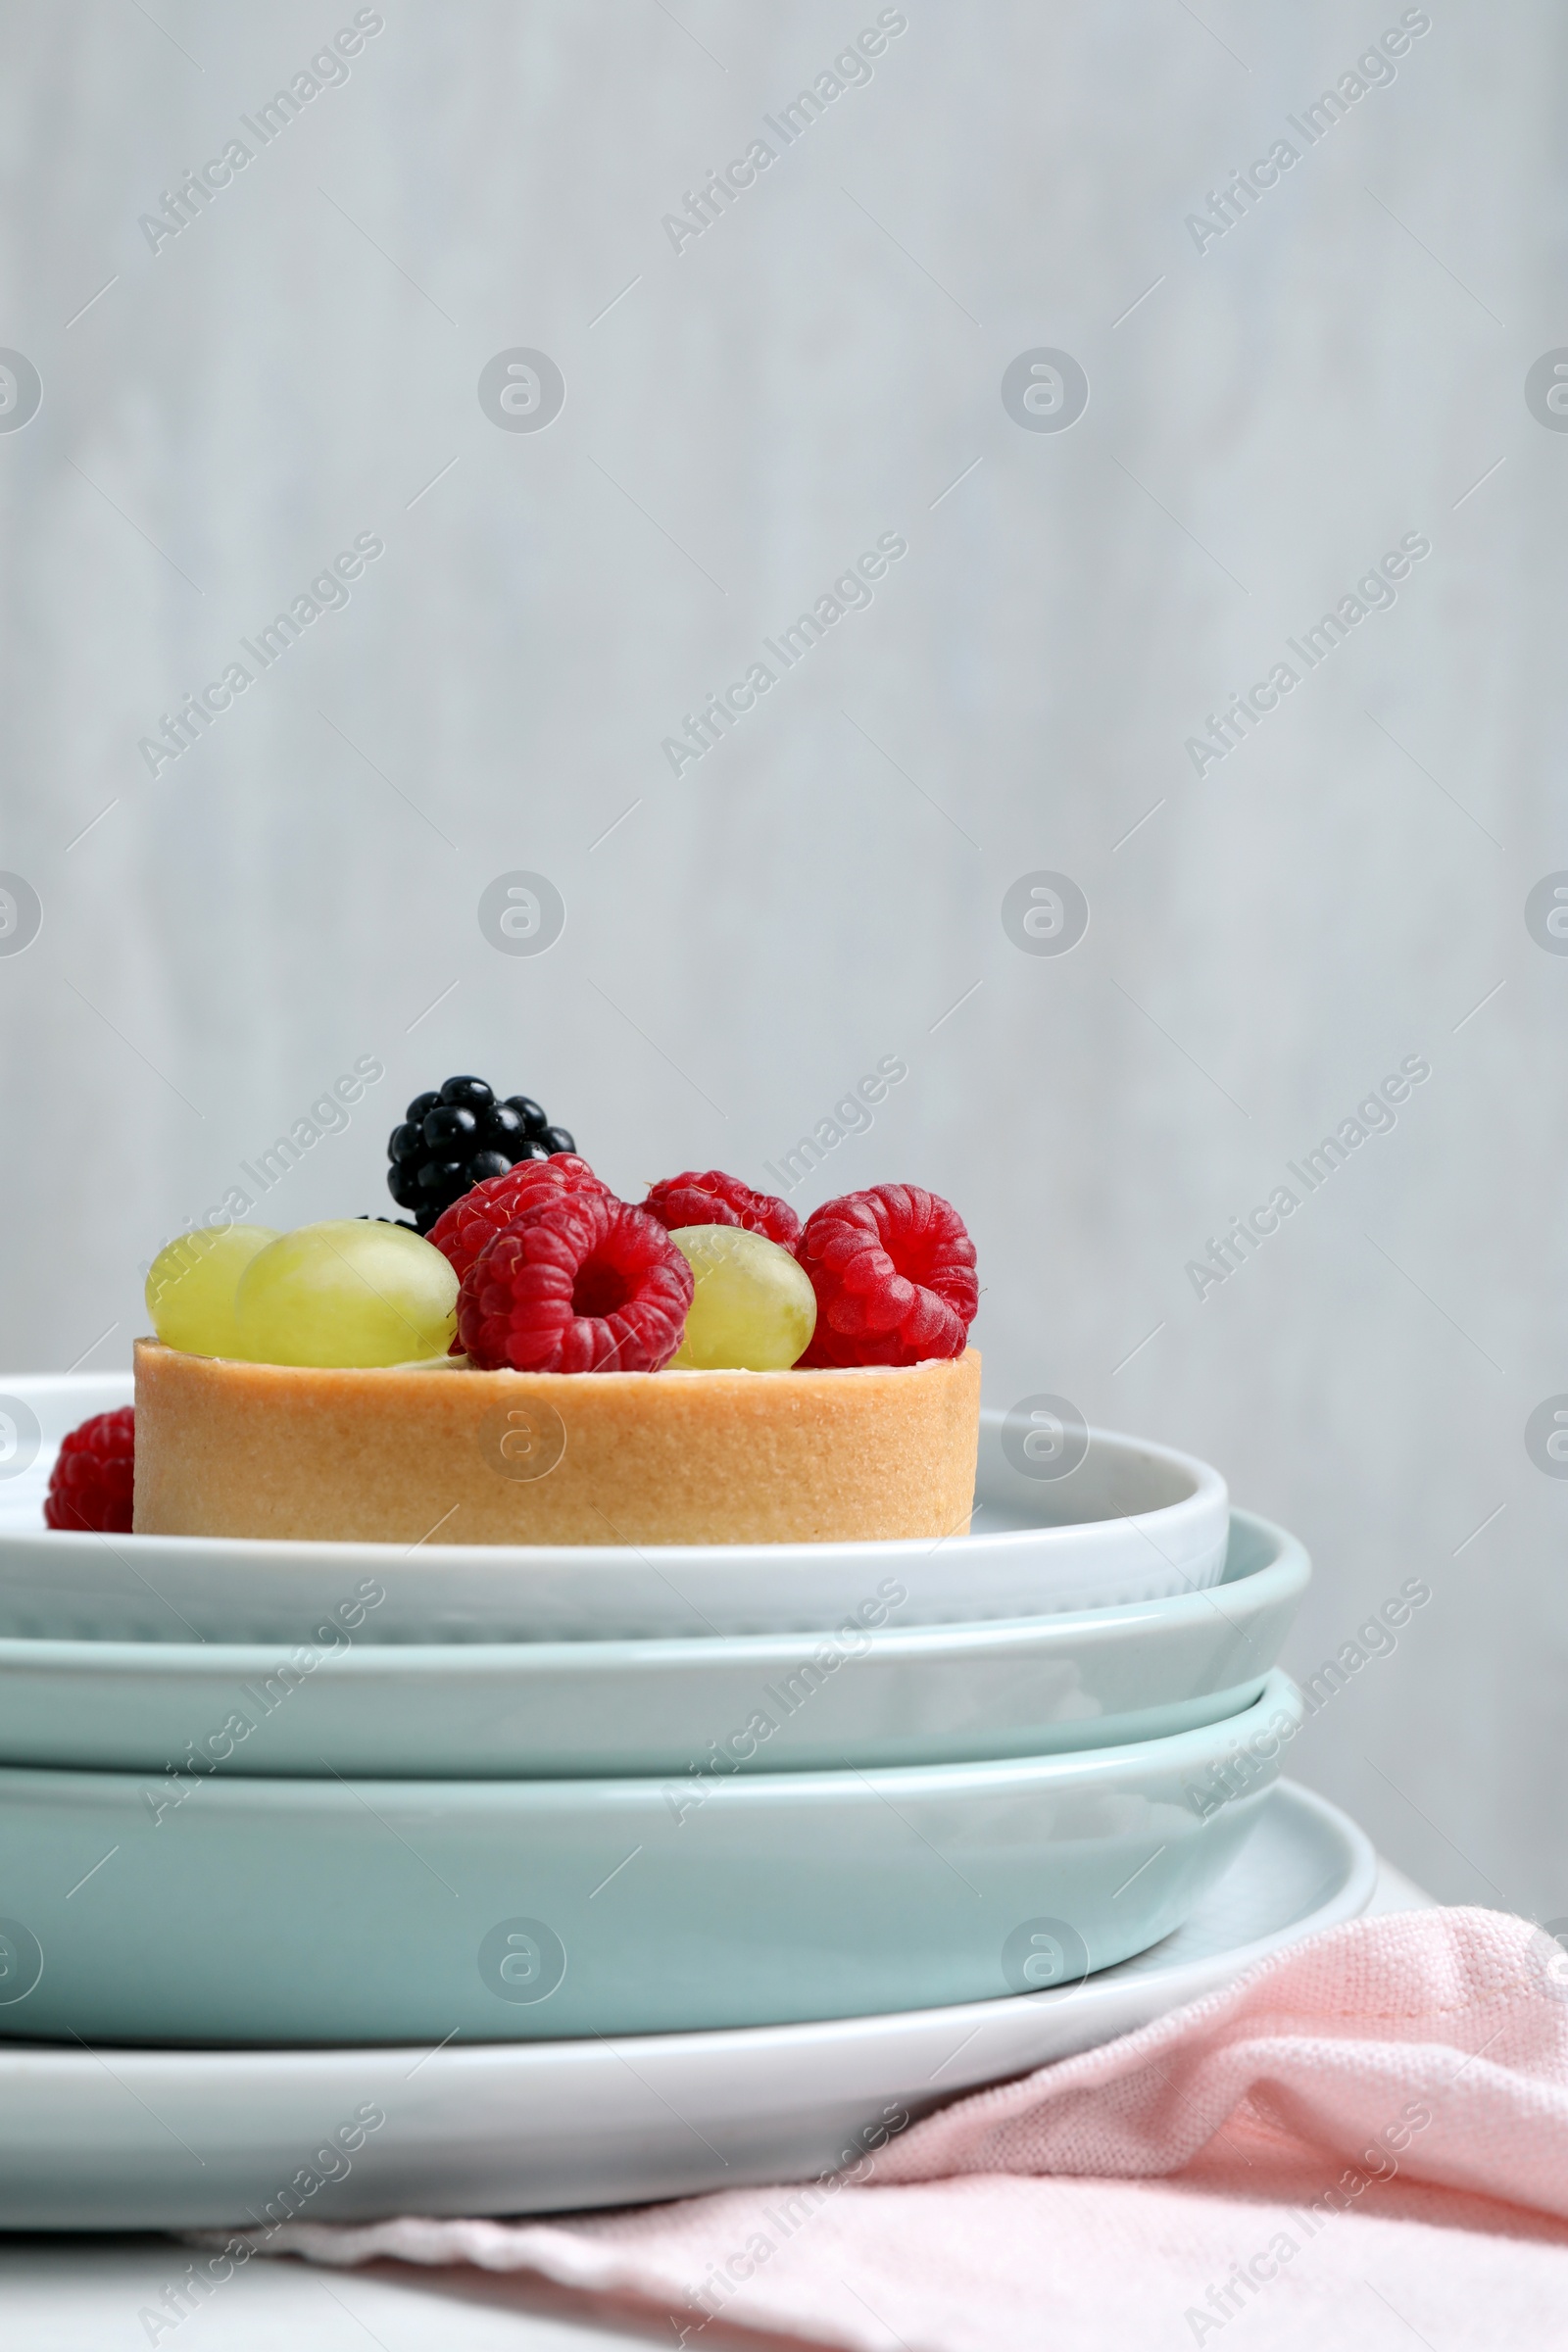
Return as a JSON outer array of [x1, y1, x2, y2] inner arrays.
[[0, 1672, 1302, 2045], [0, 1511, 1306, 1777]]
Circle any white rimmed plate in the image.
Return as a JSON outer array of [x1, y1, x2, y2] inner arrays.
[[0, 1379, 1227, 1641]]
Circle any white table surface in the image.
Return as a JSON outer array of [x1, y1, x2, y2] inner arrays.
[[0, 1862, 1436, 2351]]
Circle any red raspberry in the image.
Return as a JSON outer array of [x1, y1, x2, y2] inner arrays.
[[641, 1169, 800, 1249], [44, 1407, 135, 1534], [428, 1154, 610, 1286], [459, 1190, 694, 1374], [796, 1186, 978, 1368]]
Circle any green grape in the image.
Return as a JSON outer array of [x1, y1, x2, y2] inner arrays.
[[145, 1225, 280, 1356], [233, 1221, 459, 1368], [667, 1225, 817, 1371]]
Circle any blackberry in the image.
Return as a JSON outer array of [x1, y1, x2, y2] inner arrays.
[[387, 1075, 577, 1233]]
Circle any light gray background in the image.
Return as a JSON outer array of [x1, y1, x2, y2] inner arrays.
[[0, 0, 1559, 1911]]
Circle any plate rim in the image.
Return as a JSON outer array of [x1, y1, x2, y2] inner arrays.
[[0, 1668, 1302, 1808], [0, 1505, 1305, 1672]]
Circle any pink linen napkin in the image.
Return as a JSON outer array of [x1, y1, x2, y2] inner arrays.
[[214, 1906, 1568, 2350]]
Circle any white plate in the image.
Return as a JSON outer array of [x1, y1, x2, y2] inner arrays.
[[0, 1783, 1373, 2229], [0, 1378, 1227, 1641]]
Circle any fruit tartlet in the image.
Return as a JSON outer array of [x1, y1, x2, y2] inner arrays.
[[104, 1074, 981, 1547]]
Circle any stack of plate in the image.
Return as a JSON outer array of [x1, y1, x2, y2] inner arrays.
[[0, 1375, 1369, 2227]]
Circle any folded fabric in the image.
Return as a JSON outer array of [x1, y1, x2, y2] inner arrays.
[[212, 1906, 1568, 2350]]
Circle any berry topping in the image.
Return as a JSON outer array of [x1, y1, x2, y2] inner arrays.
[[642, 1170, 800, 1248], [507, 1097, 574, 1154], [145, 1224, 278, 1357], [795, 1185, 978, 1368], [387, 1076, 577, 1232], [483, 1102, 529, 1154], [422, 1102, 480, 1154], [428, 1154, 611, 1286], [438, 1075, 495, 1116], [667, 1226, 817, 1370], [235, 1222, 459, 1367], [458, 1191, 693, 1374], [45, 1407, 136, 1534]]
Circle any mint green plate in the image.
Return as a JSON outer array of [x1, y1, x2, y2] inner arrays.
[[0, 1511, 1305, 1777], [0, 1674, 1301, 2046]]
